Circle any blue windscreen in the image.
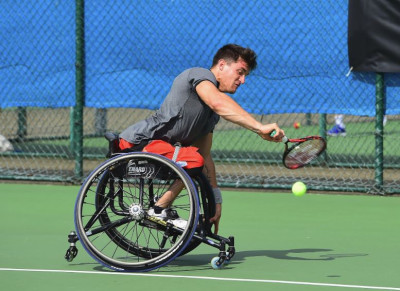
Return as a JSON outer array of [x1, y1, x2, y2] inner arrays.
[[1, 1, 399, 116]]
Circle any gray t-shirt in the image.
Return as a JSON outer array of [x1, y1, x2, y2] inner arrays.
[[120, 67, 220, 146]]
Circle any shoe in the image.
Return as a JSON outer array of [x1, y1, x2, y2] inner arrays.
[[147, 207, 179, 219], [327, 125, 346, 136], [147, 207, 187, 229], [169, 218, 187, 229]]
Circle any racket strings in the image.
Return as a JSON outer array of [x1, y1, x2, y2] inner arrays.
[[284, 139, 325, 168]]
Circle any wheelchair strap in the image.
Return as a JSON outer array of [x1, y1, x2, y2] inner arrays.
[[172, 143, 181, 162]]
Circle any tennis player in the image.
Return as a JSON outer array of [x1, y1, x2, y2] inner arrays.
[[119, 44, 285, 233]]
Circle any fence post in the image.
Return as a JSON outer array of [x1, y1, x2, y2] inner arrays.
[[95, 108, 107, 136], [374, 73, 385, 193], [319, 113, 327, 162], [17, 107, 27, 141], [72, 0, 85, 181]]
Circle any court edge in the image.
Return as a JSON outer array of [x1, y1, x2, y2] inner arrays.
[[0, 268, 399, 290]]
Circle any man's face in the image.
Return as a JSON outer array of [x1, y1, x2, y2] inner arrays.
[[217, 57, 249, 94]]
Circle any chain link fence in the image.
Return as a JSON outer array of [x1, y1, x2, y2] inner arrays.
[[1, 1, 399, 194]]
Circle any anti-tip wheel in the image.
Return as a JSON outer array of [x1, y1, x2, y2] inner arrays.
[[211, 257, 223, 270]]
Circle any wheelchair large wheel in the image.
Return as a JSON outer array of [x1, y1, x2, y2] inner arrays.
[[74, 152, 199, 272]]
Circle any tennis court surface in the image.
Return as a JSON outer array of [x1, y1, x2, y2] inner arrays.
[[1, 183, 400, 291]]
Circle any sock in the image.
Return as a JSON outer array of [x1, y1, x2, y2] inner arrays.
[[153, 205, 164, 214]]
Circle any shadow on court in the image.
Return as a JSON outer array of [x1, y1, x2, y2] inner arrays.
[[234, 248, 368, 261], [62, 247, 369, 273], [62, 245, 369, 273], [182, 248, 368, 262], [158, 248, 369, 272]]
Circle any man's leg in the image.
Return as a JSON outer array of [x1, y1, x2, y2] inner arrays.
[[154, 179, 185, 209], [149, 179, 187, 228]]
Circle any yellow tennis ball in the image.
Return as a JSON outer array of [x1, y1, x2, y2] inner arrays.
[[292, 181, 307, 197]]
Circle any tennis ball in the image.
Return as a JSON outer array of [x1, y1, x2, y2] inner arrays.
[[293, 122, 301, 129], [292, 181, 307, 197]]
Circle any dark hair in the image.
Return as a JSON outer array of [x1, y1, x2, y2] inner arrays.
[[212, 44, 257, 72]]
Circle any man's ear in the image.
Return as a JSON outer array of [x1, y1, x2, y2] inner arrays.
[[218, 59, 226, 71]]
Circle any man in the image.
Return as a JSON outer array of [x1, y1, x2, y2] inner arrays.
[[119, 44, 285, 233]]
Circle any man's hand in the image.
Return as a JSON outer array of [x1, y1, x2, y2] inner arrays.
[[209, 203, 222, 234], [257, 123, 285, 142]]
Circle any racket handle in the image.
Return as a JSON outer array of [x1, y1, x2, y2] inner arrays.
[[270, 130, 288, 143]]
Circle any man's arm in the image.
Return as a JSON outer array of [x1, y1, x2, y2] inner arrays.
[[193, 132, 217, 187], [193, 133, 221, 234], [196, 80, 284, 142]]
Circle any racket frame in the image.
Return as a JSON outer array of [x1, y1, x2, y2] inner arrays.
[[282, 135, 326, 169]]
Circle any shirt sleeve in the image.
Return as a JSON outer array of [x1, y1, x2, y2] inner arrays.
[[188, 67, 218, 89]]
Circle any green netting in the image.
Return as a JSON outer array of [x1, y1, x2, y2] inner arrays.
[[1, 107, 399, 193], [0, 1, 399, 194]]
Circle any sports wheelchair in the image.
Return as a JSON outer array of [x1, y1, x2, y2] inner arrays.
[[65, 133, 235, 271]]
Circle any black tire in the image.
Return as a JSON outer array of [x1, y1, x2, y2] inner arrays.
[[179, 172, 216, 256], [74, 152, 199, 272]]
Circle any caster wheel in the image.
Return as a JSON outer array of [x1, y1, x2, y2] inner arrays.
[[65, 246, 78, 262], [211, 257, 223, 270]]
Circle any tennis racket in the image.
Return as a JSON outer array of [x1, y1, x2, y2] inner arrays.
[[279, 135, 326, 169]]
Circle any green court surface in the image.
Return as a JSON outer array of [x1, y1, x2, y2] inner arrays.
[[1, 183, 400, 291]]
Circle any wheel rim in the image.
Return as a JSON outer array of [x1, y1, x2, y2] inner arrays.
[[74, 153, 199, 271]]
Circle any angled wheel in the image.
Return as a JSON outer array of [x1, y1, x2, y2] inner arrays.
[[179, 172, 216, 256], [74, 152, 199, 272]]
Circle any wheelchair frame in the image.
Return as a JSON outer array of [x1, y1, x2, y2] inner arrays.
[[65, 134, 235, 271]]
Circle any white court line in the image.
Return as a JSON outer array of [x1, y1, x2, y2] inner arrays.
[[0, 268, 400, 290]]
